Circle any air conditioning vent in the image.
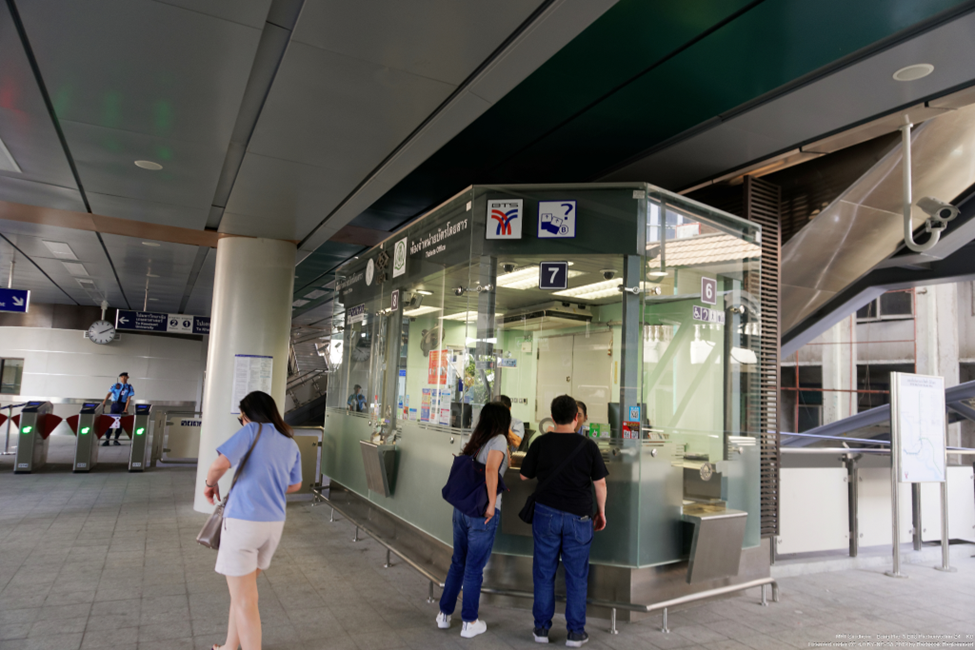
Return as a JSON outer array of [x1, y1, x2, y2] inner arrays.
[[502, 302, 593, 331]]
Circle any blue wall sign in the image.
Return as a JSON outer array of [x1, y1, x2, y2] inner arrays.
[[628, 405, 641, 422], [539, 261, 569, 290], [0, 288, 30, 313]]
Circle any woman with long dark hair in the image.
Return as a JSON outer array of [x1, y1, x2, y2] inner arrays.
[[202, 391, 302, 650], [436, 401, 511, 639]]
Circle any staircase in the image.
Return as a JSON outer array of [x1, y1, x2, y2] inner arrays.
[[285, 331, 330, 426]]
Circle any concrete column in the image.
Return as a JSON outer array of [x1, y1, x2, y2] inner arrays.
[[916, 284, 961, 449], [822, 315, 857, 424], [194, 237, 295, 513]]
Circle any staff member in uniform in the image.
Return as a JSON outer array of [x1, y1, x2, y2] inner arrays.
[[100, 372, 134, 446], [498, 395, 525, 449], [347, 384, 366, 412]]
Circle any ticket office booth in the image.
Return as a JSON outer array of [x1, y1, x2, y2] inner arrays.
[[322, 183, 765, 607]]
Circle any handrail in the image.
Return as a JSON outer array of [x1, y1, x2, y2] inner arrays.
[[310, 486, 778, 634], [782, 446, 975, 456], [782, 431, 890, 446]]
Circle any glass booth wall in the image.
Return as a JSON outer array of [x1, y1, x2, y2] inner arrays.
[[322, 183, 762, 567]]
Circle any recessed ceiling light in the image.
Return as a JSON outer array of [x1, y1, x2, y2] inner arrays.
[[134, 160, 163, 170], [403, 305, 440, 317], [893, 63, 934, 82], [42, 241, 77, 260], [61, 262, 89, 276], [142, 241, 161, 247]]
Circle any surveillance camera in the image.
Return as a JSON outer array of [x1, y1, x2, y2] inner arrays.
[[601, 269, 616, 280], [917, 197, 960, 223], [501, 263, 515, 273]]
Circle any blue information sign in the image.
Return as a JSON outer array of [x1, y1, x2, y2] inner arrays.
[[116, 310, 210, 334], [628, 405, 641, 422], [0, 288, 30, 313], [538, 261, 569, 290]]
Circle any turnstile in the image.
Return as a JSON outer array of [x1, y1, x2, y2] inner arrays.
[[66, 402, 101, 472], [12, 401, 61, 473], [125, 404, 152, 471]]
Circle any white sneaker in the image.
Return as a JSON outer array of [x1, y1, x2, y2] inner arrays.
[[436, 612, 452, 629], [460, 619, 487, 638]]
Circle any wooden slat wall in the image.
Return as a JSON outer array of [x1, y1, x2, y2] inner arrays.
[[744, 176, 782, 539]]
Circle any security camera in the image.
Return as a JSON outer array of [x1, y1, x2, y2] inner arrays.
[[917, 197, 960, 223], [454, 286, 465, 296], [501, 263, 515, 273], [601, 269, 616, 280]]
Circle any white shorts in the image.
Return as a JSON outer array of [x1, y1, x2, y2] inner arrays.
[[215, 518, 285, 576]]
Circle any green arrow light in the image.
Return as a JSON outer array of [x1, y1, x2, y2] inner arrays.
[[136, 427, 145, 436], [80, 426, 90, 435], [21, 425, 33, 434]]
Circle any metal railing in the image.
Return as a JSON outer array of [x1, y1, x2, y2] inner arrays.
[[310, 486, 778, 634]]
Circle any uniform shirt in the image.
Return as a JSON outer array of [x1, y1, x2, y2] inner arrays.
[[520, 432, 609, 518], [217, 422, 302, 522], [475, 433, 509, 509], [348, 392, 366, 412], [511, 417, 525, 442], [109, 382, 135, 405]]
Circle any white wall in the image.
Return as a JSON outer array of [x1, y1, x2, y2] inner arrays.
[[0, 326, 206, 405]]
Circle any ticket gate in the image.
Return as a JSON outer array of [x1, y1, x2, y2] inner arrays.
[[65, 402, 100, 472], [124, 404, 152, 471], [12, 401, 62, 473]]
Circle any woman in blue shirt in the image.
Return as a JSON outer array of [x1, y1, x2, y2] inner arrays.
[[202, 391, 302, 650]]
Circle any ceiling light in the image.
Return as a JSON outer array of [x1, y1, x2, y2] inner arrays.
[[76, 278, 96, 288], [61, 262, 89, 276], [893, 63, 934, 82], [647, 271, 668, 278], [292, 299, 309, 307], [304, 289, 327, 300], [403, 305, 440, 317], [441, 311, 504, 322], [496, 265, 582, 290], [553, 278, 623, 300], [415, 290, 434, 296], [41, 241, 77, 260], [0, 134, 21, 173], [134, 160, 163, 170], [142, 241, 160, 247]]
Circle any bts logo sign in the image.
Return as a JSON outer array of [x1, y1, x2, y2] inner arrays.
[[486, 199, 523, 240]]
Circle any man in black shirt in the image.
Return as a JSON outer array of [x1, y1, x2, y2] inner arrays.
[[520, 395, 608, 647]]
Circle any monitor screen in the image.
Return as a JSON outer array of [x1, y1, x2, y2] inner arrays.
[[135, 404, 151, 414], [82, 402, 100, 409]]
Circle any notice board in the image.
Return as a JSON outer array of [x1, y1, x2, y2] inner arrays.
[[232, 354, 273, 414], [891, 372, 946, 483]]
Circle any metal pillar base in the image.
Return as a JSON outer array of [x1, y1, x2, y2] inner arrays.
[[660, 608, 669, 634], [934, 565, 957, 573], [761, 584, 768, 607], [385, 549, 392, 569], [427, 581, 436, 604], [353, 526, 359, 542], [329, 507, 335, 522], [884, 570, 909, 579]]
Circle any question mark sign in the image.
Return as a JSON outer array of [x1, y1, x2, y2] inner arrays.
[[562, 203, 573, 216]]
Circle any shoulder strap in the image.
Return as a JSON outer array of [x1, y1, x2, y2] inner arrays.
[[532, 436, 590, 496], [229, 423, 262, 494]]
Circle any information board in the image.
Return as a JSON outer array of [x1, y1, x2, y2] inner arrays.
[[231, 354, 273, 414], [891, 372, 946, 483]]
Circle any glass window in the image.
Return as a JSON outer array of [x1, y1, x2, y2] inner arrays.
[[879, 291, 912, 317], [0, 358, 23, 395]]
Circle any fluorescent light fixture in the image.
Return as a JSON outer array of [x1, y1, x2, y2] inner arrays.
[[465, 337, 497, 345], [292, 299, 309, 307], [415, 290, 434, 296], [134, 160, 163, 170], [304, 289, 327, 300], [76, 278, 95, 287], [0, 134, 21, 173], [496, 264, 582, 290], [61, 262, 89, 276], [553, 278, 622, 300], [142, 241, 161, 247], [441, 311, 504, 322], [403, 305, 440, 317], [647, 270, 668, 278], [41, 241, 77, 260]]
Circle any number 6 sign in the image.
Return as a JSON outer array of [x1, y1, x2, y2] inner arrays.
[[701, 277, 717, 305], [539, 261, 569, 290]]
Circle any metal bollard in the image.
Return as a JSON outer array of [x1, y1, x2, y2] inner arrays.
[[384, 549, 392, 569], [427, 581, 436, 604], [761, 584, 768, 607], [353, 526, 359, 543], [609, 608, 618, 635], [329, 507, 335, 523], [661, 607, 669, 634]]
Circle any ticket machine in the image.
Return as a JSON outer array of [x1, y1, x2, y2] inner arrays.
[[66, 402, 100, 472], [12, 401, 62, 473], [125, 404, 152, 471]]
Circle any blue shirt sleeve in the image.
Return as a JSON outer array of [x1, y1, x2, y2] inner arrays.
[[217, 423, 257, 466], [289, 445, 302, 485]]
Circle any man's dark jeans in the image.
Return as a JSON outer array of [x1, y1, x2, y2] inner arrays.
[[531, 502, 594, 634], [439, 507, 500, 622]]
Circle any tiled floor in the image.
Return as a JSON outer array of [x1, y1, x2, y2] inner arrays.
[[1, 436, 974, 650]]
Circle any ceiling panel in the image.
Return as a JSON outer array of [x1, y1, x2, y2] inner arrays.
[[221, 153, 361, 239], [292, 0, 544, 85], [18, 0, 263, 147], [87, 192, 210, 230], [183, 247, 215, 317], [246, 41, 456, 170], [151, 0, 273, 29], [101, 234, 201, 313], [0, 176, 87, 212], [61, 120, 226, 213]]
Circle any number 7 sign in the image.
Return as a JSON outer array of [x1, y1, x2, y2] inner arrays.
[[539, 262, 568, 290]]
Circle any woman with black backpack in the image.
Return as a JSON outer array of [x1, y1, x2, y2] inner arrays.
[[436, 402, 511, 639]]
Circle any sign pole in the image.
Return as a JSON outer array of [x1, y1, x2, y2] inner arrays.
[[935, 419, 955, 572], [7, 259, 13, 288], [885, 371, 908, 578]]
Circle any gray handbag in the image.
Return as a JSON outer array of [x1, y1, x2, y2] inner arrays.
[[196, 424, 262, 550]]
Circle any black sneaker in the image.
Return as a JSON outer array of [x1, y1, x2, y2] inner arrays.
[[532, 627, 549, 644], [113, 440, 121, 446], [101, 440, 110, 447], [565, 631, 588, 647]]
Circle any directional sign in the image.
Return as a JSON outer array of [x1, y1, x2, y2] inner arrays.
[[116, 310, 210, 334], [0, 288, 30, 313], [539, 262, 569, 290]]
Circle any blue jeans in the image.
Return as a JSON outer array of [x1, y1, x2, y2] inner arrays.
[[532, 503, 593, 634], [439, 507, 500, 622]]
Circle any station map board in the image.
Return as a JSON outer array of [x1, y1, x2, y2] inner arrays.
[[891, 372, 946, 483]]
